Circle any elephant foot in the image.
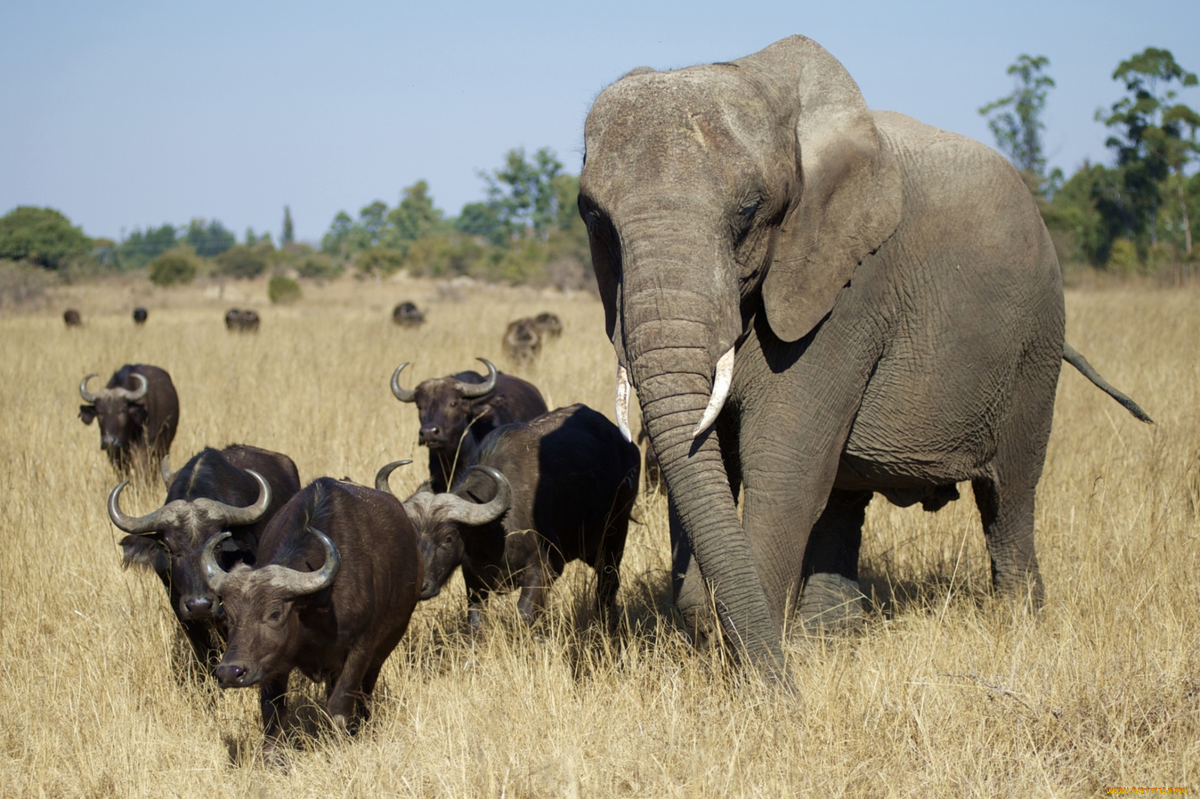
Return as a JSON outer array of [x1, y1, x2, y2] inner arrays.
[[797, 573, 866, 635]]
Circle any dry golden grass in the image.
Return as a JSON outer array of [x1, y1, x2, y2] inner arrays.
[[1, 273, 1196, 797]]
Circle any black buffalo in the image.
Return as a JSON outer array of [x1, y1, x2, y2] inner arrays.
[[390, 357, 548, 493], [533, 311, 563, 338], [502, 317, 542, 362], [108, 444, 302, 672], [63, 309, 82, 327], [79, 364, 179, 475], [132, 307, 148, 325], [202, 477, 422, 754], [392, 301, 425, 327], [225, 308, 260, 332], [377, 404, 640, 627]]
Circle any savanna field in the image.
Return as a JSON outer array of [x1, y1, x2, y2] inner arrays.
[[0, 273, 1196, 797]]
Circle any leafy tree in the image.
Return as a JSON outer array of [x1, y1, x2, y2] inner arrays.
[[386, 180, 444, 250], [481, 147, 567, 240], [355, 246, 405, 278], [282, 206, 295, 244], [1098, 47, 1198, 250], [119, 224, 178, 270], [213, 245, 268, 279], [0, 206, 91, 269], [454, 201, 508, 246], [358, 201, 389, 247], [148, 247, 199, 286], [183, 218, 236, 258], [321, 211, 355, 257], [979, 54, 1056, 179], [295, 252, 343, 280]]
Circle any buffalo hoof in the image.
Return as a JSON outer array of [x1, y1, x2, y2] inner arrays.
[[797, 572, 866, 635]]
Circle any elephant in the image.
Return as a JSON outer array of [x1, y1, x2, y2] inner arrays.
[[577, 35, 1152, 683]]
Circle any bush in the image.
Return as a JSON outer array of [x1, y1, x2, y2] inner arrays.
[[355, 247, 405, 278], [213, 245, 268, 279], [148, 248, 199, 286], [295, 252, 344, 280], [268, 274, 302, 305], [0, 260, 51, 309], [1107, 238, 1139, 276], [0, 206, 92, 269]]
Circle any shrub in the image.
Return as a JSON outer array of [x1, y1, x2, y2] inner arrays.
[[148, 247, 199, 286], [355, 247, 405, 278], [213, 245, 268, 279], [1107, 238, 1138, 276], [268, 274, 302, 305], [295, 253, 344, 280]]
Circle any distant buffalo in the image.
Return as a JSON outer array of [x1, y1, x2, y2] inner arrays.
[[63, 309, 82, 327], [502, 318, 542, 362], [203, 477, 422, 755], [225, 308, 260, 332], [533, 312, 563, 338], [377, 403, 640, 628], [109, 444, 301, 674], [390, 357, 548, 492], [132, 307, 148, 325], [392, 301, 425, 327], [79, 364, 179, 475]]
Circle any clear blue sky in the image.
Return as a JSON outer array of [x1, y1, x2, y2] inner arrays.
[[2, 1, 1197, 244]]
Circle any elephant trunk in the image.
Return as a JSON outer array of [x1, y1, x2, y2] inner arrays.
[[619, 240, 788, 684]]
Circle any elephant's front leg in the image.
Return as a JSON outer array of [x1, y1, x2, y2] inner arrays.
[[797, 488, 871, 633]]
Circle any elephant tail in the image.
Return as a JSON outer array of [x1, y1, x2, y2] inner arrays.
[[1062, 342, 1154, 424]]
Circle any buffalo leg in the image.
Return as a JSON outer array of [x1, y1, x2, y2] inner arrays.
[[259, 674, 289, 753], [464, 571, 491, 630], [326, 650, 373, 734]]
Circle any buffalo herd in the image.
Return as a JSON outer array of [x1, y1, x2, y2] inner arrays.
[[77, 312, 658, 757]]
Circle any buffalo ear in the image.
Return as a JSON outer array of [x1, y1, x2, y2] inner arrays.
[[120, 535, 168, 575], [79, 406, 97, 425], [741, 36, 902, 343]]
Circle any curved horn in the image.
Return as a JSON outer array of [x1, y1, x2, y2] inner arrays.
[[79, 373, 99, 403], [201, 531, 233, 593], [160, 455, 174, 489], [108, 480, 168, 535], [262, 527, 340, 596], [390, 362, 416, 403], [440, 465, 512, 526], [117, 373, 149, 402], [374, 460, 413, 495], [692, 346, 735, 438], [203, 470, 271, 527], [456, 358, 497, 398]]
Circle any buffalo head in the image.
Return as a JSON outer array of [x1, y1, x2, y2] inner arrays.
[[390, 358, 499, 452], [79, 372, 150, 460]]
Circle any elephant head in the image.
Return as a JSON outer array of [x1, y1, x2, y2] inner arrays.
[[578, 35, 901, 680]]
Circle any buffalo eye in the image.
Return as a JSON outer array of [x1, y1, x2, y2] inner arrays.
[[264, 606, 284, 626]]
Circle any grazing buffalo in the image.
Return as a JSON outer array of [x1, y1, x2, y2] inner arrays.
[[390, 357, 548, 493], [377, 403, 640, 627], [502, 317, 542, 362], [533, 311, 563, 338], [392, 301, 425, 327], [108, 445, 302, 672], [202, 477, 422, 753], [225, 308, 260, 332], [132, 307, 148, 325], [63, 309, 82, 327], [79, 364, 179, 475]]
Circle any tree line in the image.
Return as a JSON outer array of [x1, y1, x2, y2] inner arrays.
[[2, 45, 1196, 290]]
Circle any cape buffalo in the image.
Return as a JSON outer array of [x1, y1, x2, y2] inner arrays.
[[202, 477, 422, 754], [377, 404, 640, 628], [533, 311, 563, 338], [390, 357, 547, 493], [225, 308, 260, 332], [132, 307, 148, 325], [392, 301, 425, 327], [79, 364, 179, 475], [63, 309, 82, 327], [502, 318, 542, 362], [108, 445, 302, 672]]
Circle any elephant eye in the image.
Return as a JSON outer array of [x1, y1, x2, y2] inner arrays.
[[733, 198, 762, 245]]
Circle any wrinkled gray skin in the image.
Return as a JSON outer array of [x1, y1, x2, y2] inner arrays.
[[578, 36, 1152, 683]]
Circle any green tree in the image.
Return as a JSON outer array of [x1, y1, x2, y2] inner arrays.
[[148, 247, 199, 286], [386, 180, 444, 250], [119, 224, 178, 270], [282, 205, 295, 244], [321, 211, 354, 256], [1098, 47, 1198, 250], [481, 147, 567, 240], [979, 55, 1056, 182], [183, 218, 236, 258], [454, 201, 508, 246], [213, 245, 268, 279], [358, 201, 389, 247], [0, 206, 91, 269]]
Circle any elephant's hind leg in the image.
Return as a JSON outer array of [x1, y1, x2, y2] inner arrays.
[[796, 489, 871, 634]]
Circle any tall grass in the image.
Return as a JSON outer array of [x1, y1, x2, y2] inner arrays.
[[0, 275, 1195, 796]]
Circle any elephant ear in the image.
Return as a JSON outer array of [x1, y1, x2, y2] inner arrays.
[[742, 36, 902, 343]]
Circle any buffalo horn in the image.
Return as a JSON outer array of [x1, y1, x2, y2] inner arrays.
[[390, 362, 416, 403], [160, 455, 174, 489], [108, 480, 168, 535], [202, 470, 271, 527], [79, 373, 99, 403], [456, 358, 497, 398], [440, 465, 511, 526], [261, 527, 341, 596], [200, 531, 233, 593], [374, 460, 413, 495], [117, 373, 149, 402]]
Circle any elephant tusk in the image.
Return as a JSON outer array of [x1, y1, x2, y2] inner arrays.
[[692, 347, 735, 438], [615, 365, 632, 443]]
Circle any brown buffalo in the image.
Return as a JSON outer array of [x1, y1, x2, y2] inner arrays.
[[502, 317, 542, 362], [79, 364, 179, 475], [390, 357, 548, 493], [533, 311, 563, 338], [377, 404, 640, 628], [392, 301, 425, 327], [108, 445, 302, 672], [202, 477, 422, 753], [63, 309, 82, 327], [132, 307, 148, 325], [225, 308, 260, 332]]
